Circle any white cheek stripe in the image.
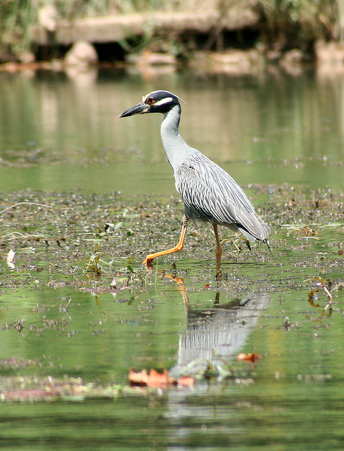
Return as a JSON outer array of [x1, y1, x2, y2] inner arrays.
[[154, 97, 173, 106]]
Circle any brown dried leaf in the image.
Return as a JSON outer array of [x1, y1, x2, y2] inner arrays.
[[128, 368, 148, 386], [128, 368, 193, 389], [177, 376, 195, 387], [146, 368, 170, 388], [237, 352, 260, 363]]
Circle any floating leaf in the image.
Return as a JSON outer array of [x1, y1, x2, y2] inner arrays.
[[177, 376, 195, 387], [145, 368, 170, 388], [237, 352, 260, 363], [128, 368, 148, 386], [128, 368, 193, 389]]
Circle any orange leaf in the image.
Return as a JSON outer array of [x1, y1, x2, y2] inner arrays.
[[146, 368, 170, 388], [128, 368, 148, 386], [237, 352, 260, 363], [129, 368, 195, 389], [177, 376, 195, 387]]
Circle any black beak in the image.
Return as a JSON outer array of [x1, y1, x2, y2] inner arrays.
[[119, 102, 149, 118]]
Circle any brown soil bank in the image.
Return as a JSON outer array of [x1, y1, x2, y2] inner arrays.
[[31, 9, 258, 46]]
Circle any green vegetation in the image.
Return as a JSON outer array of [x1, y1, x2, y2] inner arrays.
[[0, 0, 343, 62], [254, 0, 342, 50]]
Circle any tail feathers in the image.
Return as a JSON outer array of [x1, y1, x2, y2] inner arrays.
[[237, 225, 270, 242], [237, 219, 270, 243], [237, 226, 257, 242]]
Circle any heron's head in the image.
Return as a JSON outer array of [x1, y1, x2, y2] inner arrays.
[[119, 90, 183, 117]]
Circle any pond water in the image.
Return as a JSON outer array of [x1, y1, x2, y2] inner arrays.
[[0, 65, 344, 450], [0, 66, 343, 194]]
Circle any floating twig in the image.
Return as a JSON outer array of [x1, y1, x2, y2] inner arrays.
[[0, 202, 53, 216]]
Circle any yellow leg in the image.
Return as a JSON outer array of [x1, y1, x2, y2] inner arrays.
[[162, 273, 189, 306], [213, 223, 223, 280], [143, 216, 190, 268]]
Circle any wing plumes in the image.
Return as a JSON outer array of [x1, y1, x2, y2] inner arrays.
[[175, 151, 270, 242]]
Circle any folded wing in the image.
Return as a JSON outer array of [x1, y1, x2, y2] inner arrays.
[[175, 152, 270, 241]]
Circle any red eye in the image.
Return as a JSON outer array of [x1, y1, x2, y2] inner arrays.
[[147, 97, 155, 105]]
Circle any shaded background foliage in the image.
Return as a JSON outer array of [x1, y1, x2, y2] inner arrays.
[[254, 0, 341, 50], [0, 0, 343, 60]]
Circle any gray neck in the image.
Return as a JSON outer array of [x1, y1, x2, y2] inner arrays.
[[160, 104, 189, 171]]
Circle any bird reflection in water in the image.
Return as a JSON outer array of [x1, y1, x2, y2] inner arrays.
[[162, 271, 271, 378]]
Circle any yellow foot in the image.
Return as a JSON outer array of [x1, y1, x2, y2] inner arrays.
[[143, 257, 154, 269]]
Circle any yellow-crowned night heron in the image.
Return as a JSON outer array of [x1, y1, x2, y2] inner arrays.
[[119, 90, 270, 268]]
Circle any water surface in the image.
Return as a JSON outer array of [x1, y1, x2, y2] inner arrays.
[[0, 67, 344, 450], [0, 67, 343, 194]]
